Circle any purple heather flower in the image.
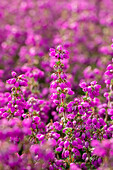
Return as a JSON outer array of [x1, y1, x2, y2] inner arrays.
[[59, 107, 64, 113], [56, 147, 62, 152], [64, 141, 69, 148], [11, 71, 17, 77], [64, 150, 69, 158], [70, 163, 80, 170]]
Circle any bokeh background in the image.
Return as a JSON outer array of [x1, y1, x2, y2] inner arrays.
[[0, 0, 113, 95]]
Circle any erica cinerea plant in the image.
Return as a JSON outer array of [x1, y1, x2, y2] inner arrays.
[[0, 42, 112, 170], [44, 45, 106, 170], [50, 45, 74, 118]]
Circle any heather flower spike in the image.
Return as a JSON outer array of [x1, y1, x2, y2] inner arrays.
[[50, 45, 74, 119]]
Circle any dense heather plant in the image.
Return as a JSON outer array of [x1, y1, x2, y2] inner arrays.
[[0, 44, 113, 169]]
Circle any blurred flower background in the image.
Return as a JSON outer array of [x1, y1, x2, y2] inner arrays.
[[0, 0, 113, 93]]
